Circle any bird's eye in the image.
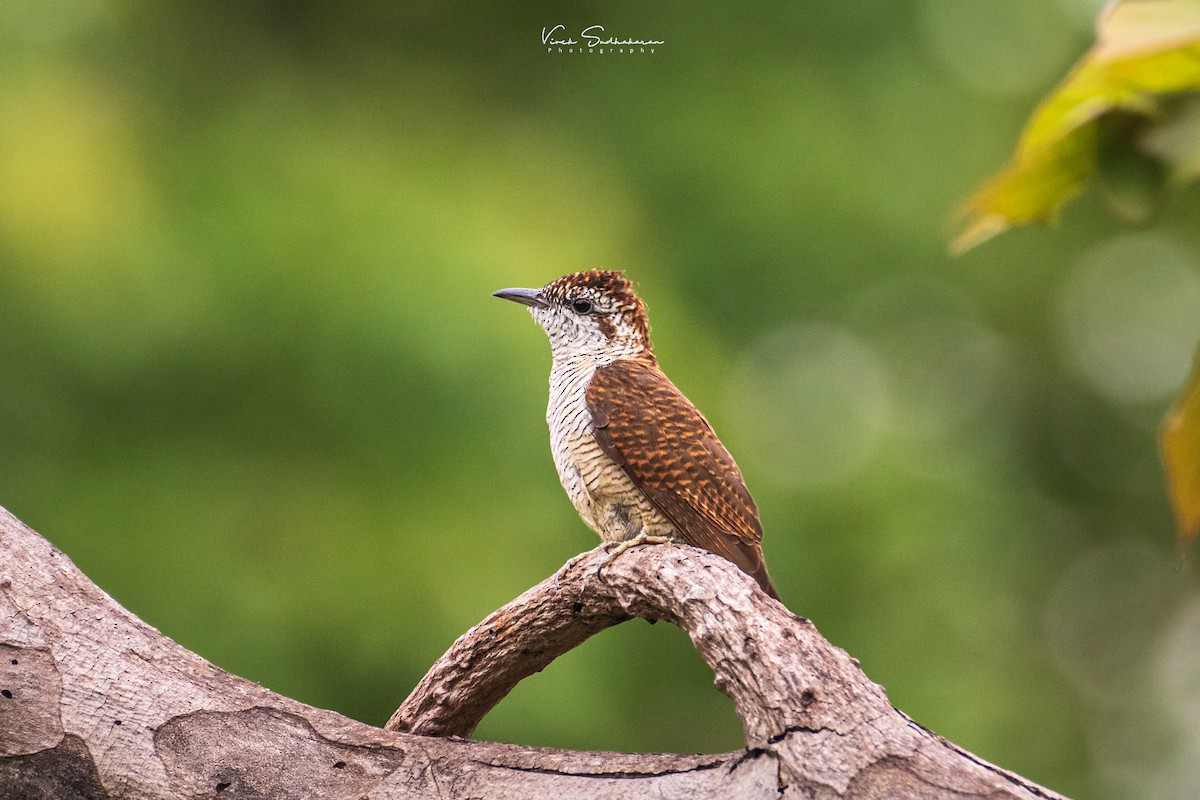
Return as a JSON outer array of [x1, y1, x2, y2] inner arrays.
[[570, 298, 593, 314]]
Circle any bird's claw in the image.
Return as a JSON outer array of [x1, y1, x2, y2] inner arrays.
[[597, 532, 675, 579], [553, 552, 587, 591]]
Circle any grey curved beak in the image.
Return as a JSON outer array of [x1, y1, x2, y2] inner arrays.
[[492, 287, 548, 308]]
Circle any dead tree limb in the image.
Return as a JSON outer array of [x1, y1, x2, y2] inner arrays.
[[0, 506, 1067, 798]]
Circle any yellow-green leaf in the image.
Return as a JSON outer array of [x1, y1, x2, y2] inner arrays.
[[951, 0, 1200, 254], [1161, 346, 1200, 550]]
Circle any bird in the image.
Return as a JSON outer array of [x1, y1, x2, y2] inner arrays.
[[493, 269, 779, 600]]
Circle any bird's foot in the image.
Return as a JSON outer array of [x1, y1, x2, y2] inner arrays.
[[600, 532, 675, 575], [553, 552, 589, 591]]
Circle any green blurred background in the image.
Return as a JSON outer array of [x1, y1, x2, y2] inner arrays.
[[3, 1, 1200, 797]]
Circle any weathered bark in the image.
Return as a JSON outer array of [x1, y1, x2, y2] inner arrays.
[[0, 505, 1068, 799]]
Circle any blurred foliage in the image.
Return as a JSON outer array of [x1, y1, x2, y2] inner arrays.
[[952, 0, 1200, 253], [1162, 348, 1200, 548], [1, 2, 1199, 799], [951, 0, 1200, 563]]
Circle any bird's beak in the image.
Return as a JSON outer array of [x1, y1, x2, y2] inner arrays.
[[492, 287, 548, 308]]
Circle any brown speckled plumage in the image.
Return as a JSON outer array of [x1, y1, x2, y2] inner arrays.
[[587, 357, 776, 599], [494, 269, 779, 600]]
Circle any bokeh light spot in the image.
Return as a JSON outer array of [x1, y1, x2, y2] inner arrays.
[[919, 0, 1079, 95], [1155, 592, 1200, 740], [725, 323, 890, 489], [877, 314, 1008, 441], [1058, 232, 1200, 405], [1044, 539, 1178, 706]]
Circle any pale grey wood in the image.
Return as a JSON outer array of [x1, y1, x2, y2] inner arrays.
[[0, 506, 1067, 799]]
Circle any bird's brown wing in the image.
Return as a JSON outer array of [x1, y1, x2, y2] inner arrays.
[[586, 358, 778, 599]]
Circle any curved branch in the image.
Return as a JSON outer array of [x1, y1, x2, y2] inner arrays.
[[388, 544, 876, 747], [0, 506, 1069, 799], [389, 543, 1068, 798]]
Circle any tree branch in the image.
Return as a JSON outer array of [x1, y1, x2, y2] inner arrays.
[[0, 506, 1068, 798]]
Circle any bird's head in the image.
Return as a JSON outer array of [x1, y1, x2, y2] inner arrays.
[[494, 270, 654, 362]]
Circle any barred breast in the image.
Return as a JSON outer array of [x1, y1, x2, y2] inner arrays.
[[546, 355, 674, 543]]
